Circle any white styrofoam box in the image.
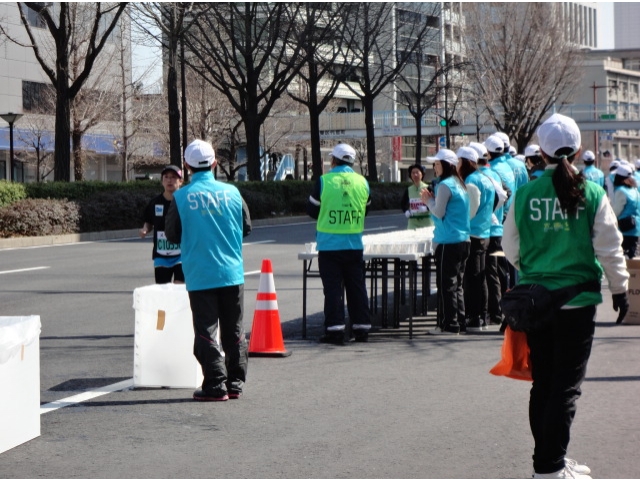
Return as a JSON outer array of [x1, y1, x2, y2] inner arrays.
[[0, 316, 41, 454], [132, 284, 203, 388]]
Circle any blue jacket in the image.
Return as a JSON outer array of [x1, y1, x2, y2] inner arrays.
[[165, 170, 251, 291], [432, 176, 470, 244], [465, 170, 495, 239], [479, 166, 505, 237]]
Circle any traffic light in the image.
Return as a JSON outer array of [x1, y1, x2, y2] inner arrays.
[[439, 119, 459, 127]]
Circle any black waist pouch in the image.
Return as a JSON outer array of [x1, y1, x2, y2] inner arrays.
[[501, 281, 601, 333]]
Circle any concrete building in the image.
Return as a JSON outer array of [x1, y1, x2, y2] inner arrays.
[[575, 49, 640, 164], [0, 3, 131, 182], [614, 3, 640, 49]]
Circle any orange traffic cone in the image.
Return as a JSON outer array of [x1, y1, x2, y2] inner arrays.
[[248, 259, 291, 357]]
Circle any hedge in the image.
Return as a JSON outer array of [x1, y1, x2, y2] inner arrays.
[[0, 178, 406, 238]]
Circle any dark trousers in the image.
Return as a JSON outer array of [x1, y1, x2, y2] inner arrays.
[[188, 285, 248, 395], [318, 250, 371, 334], [463, 236, 488, 322], [485, 236, 504, 323], [622, 235, 638, 259], [527, 306, 596, 474], [155, 263, 185, 284], [434, 241, 470, 331]]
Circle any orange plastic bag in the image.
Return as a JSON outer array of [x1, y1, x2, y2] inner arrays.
[[490, 325, 532, 381]]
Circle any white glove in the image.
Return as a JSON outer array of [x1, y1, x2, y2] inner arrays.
[[418, 205, 428, 213], [405, 210, 412, 218]]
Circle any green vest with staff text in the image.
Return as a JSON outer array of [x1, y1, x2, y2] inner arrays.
[[317, 171, 369, 234], [513, 170, 604, 306]]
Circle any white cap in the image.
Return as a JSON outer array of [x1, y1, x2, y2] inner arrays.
[[426, 148, 458, 166], [524, 144, 541, 157], [515, 154, 526, 163], [509, 145, 517, 156], [615, 163, 634, 178], [184, 139, 216, 168], [536, 113, 581, 158], [634, 159, 640, 170], [331, 143, 356, 164], [456, 146, 479, 163], [494, 132, 510, 149], [609, 160, 621, 170], [484, 135, 504, 153], [582, 150, 596, 161], [469, 142, 488, 159]]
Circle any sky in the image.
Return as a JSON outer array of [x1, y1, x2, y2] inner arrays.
[[130, 2, 619, 92]]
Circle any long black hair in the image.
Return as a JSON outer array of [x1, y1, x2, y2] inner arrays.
[[546, 147, 585, 215], [439, 161, 467, 190], [458, 158, 478, 181]]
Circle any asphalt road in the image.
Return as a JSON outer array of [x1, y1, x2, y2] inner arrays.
[[1, 213, 639, 478]]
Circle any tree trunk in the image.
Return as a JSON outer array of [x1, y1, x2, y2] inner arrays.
[[167, 35, 182, 168], [363, 96, 378, 182], [244, 112, 261, 181], [72, 128, 83, 181], [54, 77, 71, 181]]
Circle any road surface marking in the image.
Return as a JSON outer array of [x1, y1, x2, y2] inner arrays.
[[0, 266, 50, 275], [40, 378, 134, 415]]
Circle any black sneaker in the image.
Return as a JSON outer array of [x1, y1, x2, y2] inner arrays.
[[354, 332, 369, 343], [319, 333, 345, 346], [467, 317, 483, 333], [193, 388, 228, 402]]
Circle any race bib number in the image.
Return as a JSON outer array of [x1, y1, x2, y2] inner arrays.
[[156, 231, 180, 256]]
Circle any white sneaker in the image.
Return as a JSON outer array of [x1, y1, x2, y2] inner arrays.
[[565, 458, 591, 475], [533, 467, 592, 479], [428, 326, 458, 336]]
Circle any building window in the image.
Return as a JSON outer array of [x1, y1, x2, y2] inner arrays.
[[23, 4, 46, 28], [22, 81, 54, 113]]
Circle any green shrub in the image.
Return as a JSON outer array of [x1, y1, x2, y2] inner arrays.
[[25, 179, 161, 201], [0, 198, 80, 238], [0, 180, 27, 207], [0, 178, 407, 238], [78, 190, 156, 232]]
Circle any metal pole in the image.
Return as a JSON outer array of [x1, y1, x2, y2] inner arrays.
[[593, 82, 599, 165], [8, 121, 14, 182]]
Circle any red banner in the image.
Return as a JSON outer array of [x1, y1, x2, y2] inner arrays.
[[392, 136, 402, 161]]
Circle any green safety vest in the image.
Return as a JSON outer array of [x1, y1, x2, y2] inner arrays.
[[317, 171, 369, 234], [513, 170, 604, 306]]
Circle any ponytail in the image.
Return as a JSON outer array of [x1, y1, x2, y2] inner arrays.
[[549, 148, 585, 215]]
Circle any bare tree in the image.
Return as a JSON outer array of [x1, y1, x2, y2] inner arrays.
[[464, 3, 584, 150], [16, 115, 55, 182], [287, 3, 351, 180], [4, 2, 128, 181], [183, 3, 309, 181], [393, 4, 467, 162], [338, 3, 434, 181], [132, 3, 207, 167]]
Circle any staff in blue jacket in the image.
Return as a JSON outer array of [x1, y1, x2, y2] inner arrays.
[[611, 163, 640, 258], [457, 146, 497, 333], [166, 139, 252, 402], [421, 149, 470, 335]]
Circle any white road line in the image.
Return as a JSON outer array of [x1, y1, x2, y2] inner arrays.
[[0, 266, 50, 275], [243, 240, 275, 246], [40, 378, 134, 415], [244, 270, 261, 276], [364, 226, 396, 232]]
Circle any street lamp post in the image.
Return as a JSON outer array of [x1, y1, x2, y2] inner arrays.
[[591, 81, 616, 168], [0, 112, 23, 182]]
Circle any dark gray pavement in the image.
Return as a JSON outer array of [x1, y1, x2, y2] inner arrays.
[[1, 214, 639, 478]]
